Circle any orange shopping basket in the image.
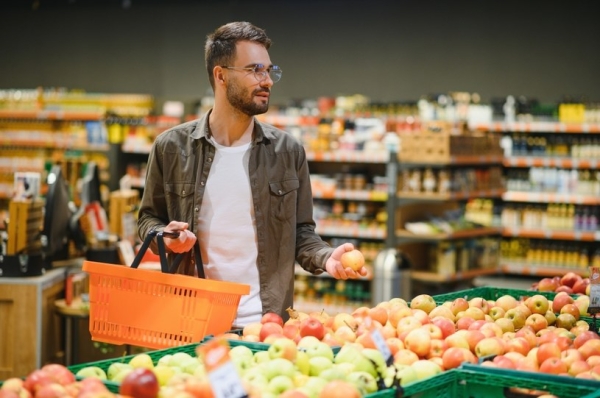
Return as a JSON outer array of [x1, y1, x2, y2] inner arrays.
[[82, 230, 250, 349]]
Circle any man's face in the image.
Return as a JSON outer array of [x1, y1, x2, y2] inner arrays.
[[225, 41, 273, 116]]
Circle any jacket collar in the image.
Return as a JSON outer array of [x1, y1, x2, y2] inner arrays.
[[190, 109, 277, 143]]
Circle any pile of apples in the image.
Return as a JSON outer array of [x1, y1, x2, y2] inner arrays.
[[0, 363, 118, 398], [532, 271, 591, 295]]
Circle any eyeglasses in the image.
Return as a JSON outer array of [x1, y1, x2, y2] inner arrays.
[[221, 64, 282, 83]]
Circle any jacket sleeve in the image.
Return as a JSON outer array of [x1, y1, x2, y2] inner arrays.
[[137, 136, 169, 254], [294, 146, 335, 274]]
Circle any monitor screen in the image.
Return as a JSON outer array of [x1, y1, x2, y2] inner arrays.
[[42, 164, 73, 263], [80, 161, 102, 205]]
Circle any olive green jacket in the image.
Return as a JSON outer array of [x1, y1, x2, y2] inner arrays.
[[137, 110, 333, 320]]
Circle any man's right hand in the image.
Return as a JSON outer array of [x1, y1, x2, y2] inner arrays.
[[163, 221, 197, 253]]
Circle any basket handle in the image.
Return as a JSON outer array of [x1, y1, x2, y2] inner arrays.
[[130, 229, 205, 278]]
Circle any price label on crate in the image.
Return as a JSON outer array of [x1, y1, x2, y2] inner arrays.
[[589, 267, 600, 315], [365, 316, 392, 364], [197, 337, 248, 398]]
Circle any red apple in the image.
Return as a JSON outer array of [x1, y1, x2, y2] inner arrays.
[[561, 272, 582, 288], [560, 304, 581, 320], [404, 328, 431, 357], [573, 278, 590, 295], [574, 331, 600, 349], [261, 312, 284, 327], [537, 342, 562, 365], [537, 277, 560, 292], [539, 357, 568, 375], [505, 337, 531, 356], [119, 368, 159, 398], [299, 317, 325, 340], [431, 316, 456, 339], [259, 321, 284, 342], [442, 347, 476, 369], [318, 379, 361, 398], [556, 285, 574, 294], [579, 339, 600, 359], [24, 369, 54, 394]]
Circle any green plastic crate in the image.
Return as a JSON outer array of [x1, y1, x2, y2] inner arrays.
[[431, 286, 600, 332], [365, 370, 460, 398], [431, 286, 579, 304], [368, 366, 600, 398], [460, 364, 600, 398], [68, 343, 202, 393]]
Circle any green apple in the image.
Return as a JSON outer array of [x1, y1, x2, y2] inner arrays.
[[318, 366, 346, 381], [268, 374, 295, 395], [112, 367, 134, 383], [253, 350, 271, 364], [308, 356, 333, 377], [362, 348, 387, 377], [230, 345, 254, 362], [411, 359, 442, 381], [268, 337, 298, 361], [129, 353, 154, 369], [347, 371, 378, 395], [241, 368, 269, 390], [157, 354, 172, 367], [392, 363, 419, 387], [231, 354, 254, 375], [75, 366, 107, 380], [181, 358, 202, 374], [334, 345, 376, 377], [261, 357, 296, 380], [107, 362, 133, 380], [302, 376, 328, 397], [168, 352, 193, 368], [303, 341, 334, 361], [294, 350, 310, 375], [297, 335, 321, 350], [334, 362, 356, 376], [152, 364, 175, 386]]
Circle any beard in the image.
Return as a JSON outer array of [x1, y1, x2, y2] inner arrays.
[[226, 79, 270, 116]]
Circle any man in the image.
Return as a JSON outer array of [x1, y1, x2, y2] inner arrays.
[[137, 21, 367, 326]]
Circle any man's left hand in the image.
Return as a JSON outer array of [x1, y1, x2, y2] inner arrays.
[[325, 243, 369, 280]]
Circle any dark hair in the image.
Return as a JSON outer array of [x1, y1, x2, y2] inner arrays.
[[205, 21, 272, 90]]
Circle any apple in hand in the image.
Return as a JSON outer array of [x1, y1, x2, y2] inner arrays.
[[340, 249, 365, 271], [119, 368, 159, 398]]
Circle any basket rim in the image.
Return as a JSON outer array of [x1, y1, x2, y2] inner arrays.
[[82, 260, 250, 295]]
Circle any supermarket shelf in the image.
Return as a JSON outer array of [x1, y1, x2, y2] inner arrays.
[[306, 150, 389, 164], [398, 188, 505, 201], [502, 227, 600, 241], [396, 226, 503, 241], [503, 191, 600, 205], [500, 261, 589, 277], [0, 109, 104, 121], [312, 189, 387, 201], [0, 140, 109, 152], [410, 267, 499, 283], [471, 121, 600, 134], [0, 166, 44, 174], [401, 155, 504, 166], [316, 225, 386, 239], [504, 156, 599, 169]]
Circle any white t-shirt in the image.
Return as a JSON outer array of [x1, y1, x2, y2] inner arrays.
[[197, 138, 262, 326]]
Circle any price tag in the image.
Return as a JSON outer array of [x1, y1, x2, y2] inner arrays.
[[589, 267, 600, 316], [365, 317, 392, 364], [197, 337, 248, 398]]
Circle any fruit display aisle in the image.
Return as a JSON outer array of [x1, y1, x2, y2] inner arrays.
[[3, 272, 600, 398]]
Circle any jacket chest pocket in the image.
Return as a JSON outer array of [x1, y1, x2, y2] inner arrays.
[[165, 182, 195, 221], [269, 179, 299, 222]]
